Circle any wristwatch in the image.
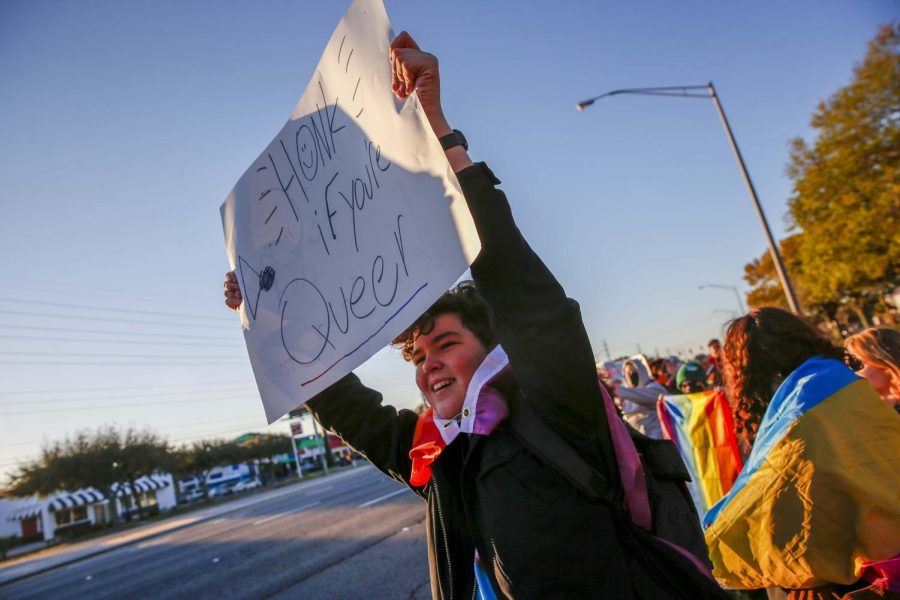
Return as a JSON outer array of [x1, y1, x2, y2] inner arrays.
[[438, 129, 468, 152]]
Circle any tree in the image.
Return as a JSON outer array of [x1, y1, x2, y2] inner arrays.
[[3, 426, 172, 522], [744, 234, 808, 310], [238, 434, 293, 483], [171, 439, 244, 500], [784, 22, 900, 324], [116, 429, 174, 520]]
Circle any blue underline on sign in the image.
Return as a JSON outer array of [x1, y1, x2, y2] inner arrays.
[[301, 282, 428, 387]]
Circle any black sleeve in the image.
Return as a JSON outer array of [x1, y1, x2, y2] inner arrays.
[[456, 162, 616, 477], [306, 373, 424, 496]]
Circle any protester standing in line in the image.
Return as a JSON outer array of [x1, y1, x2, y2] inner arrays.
[[704, 307, 900, 599], [706, 338, 723, 387], [845, 327, 900, 413], [616, 358, 667, 439], [674, 361, 707, 394]]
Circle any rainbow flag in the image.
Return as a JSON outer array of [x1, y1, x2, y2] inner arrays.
[[702, 357, 900, 590], [658, 390, 743, 516]]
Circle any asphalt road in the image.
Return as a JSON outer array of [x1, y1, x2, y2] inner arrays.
[[0, 466, 431, 600]]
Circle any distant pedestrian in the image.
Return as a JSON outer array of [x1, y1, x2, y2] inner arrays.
[[616, 358, 667, 439], [675, 361, 707, 394], [706, 338, 723, 387]]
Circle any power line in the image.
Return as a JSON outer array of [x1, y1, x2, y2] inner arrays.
[[0, 422, 285, 468], [0, 396, 255, 416], [0, 390, 258, 407], [0, 309, 233, 330], [0, 361, 247, 366], [1, 380, 254, 396], [2, 324, 238, 341], [5, 275, 222, 309], [0, 335, 242, 348], [0, 297, 233, 322], [0, 416, 265, 449], [169, 424, 277, 444], [0, 351, 243, 359], [0, 387, 256, 406]]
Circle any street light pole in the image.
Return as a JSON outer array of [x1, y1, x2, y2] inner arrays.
[[577, 83, 802, 314], [705, 83, 801, 314]]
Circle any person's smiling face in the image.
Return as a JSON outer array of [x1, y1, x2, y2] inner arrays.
[[412, 313, 489, 420]]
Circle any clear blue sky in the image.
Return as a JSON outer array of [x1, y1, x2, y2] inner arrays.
[[0, 0, 894, 481]]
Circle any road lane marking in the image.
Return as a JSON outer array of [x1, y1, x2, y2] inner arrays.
[[357, 488, 408, 507], [251, 501, 320, 526]]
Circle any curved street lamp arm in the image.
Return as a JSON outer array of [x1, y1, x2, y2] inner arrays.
[[576, 85, 711, 110]]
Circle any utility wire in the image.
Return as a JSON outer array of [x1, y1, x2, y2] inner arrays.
[[0, 387, 256, 406], [0, 351, 243, 359], [0, 361, 247, 366], [2, 324, 238, 341], [1, 380, 254, 396], [0, 297, 233, 322], [0, 335, 241, 348], [0, 391, 257, 408], [0, 415, 265, 449], [0, 309, 232, 330], [0, 396, 255, 416]]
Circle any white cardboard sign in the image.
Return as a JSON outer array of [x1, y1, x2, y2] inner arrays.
[[221, 0, 479, 423]]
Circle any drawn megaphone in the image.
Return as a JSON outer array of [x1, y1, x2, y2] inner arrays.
[[238, 256, 275, 320]]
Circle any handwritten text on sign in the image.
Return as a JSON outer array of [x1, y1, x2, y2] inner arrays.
[[221, 0, 479, 423]]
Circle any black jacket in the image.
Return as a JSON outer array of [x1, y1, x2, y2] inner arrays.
[[308, 163, 675, 598]]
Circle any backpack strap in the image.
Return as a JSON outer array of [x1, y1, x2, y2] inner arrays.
[[507, 393, 623, 508]]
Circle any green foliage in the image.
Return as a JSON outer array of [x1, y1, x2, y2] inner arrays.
[[238, 433, 293, 483], [785, 22, 900, 307], [170, 439, 246, 496], [238, 433, 292, 462], [744, 234, 807, 310], [3, 426, 171, 520]]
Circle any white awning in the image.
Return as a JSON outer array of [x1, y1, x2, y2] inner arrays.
[[7, 503, 42, 521], [48, 487, 106, 512], [112, 474, 170, 497]]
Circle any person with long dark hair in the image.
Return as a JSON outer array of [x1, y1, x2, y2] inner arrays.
[[704, 307, 900, 599], [721, 308, 844, 457]]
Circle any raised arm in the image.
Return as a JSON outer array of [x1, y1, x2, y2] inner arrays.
[[390, 33, 614, 476]]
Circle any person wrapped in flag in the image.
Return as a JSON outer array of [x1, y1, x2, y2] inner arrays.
[[703, 307, 900, 598], [657, 385, 743, 517]]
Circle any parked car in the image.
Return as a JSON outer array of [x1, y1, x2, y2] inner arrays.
[[208, 481, 238, 498], [179, 488, 206, 504], [232, 479, 261, 493], [300, 458, 324, 473]]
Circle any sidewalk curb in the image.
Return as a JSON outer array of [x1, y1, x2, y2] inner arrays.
[[0, 467, 366, 588]]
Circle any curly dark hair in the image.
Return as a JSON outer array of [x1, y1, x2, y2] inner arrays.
[[391, 280, 497, 362], [723, 307, 843, 449]]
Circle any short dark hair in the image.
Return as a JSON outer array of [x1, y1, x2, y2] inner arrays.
[[708, 338, 721, 347], [392, 280, 497, 362]]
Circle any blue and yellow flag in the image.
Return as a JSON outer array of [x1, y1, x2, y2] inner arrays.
[[703, 357, 900, 590]]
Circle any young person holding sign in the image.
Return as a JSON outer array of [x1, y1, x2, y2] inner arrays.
[[225, 32, 723, 600]]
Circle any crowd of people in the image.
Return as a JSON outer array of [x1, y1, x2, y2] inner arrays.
[[223, 32, 900, 600]]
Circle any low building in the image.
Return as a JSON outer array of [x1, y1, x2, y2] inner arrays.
[[4, 488, 107, 542], [3, 474, 175, 542], [112, 474, 176, 517]]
